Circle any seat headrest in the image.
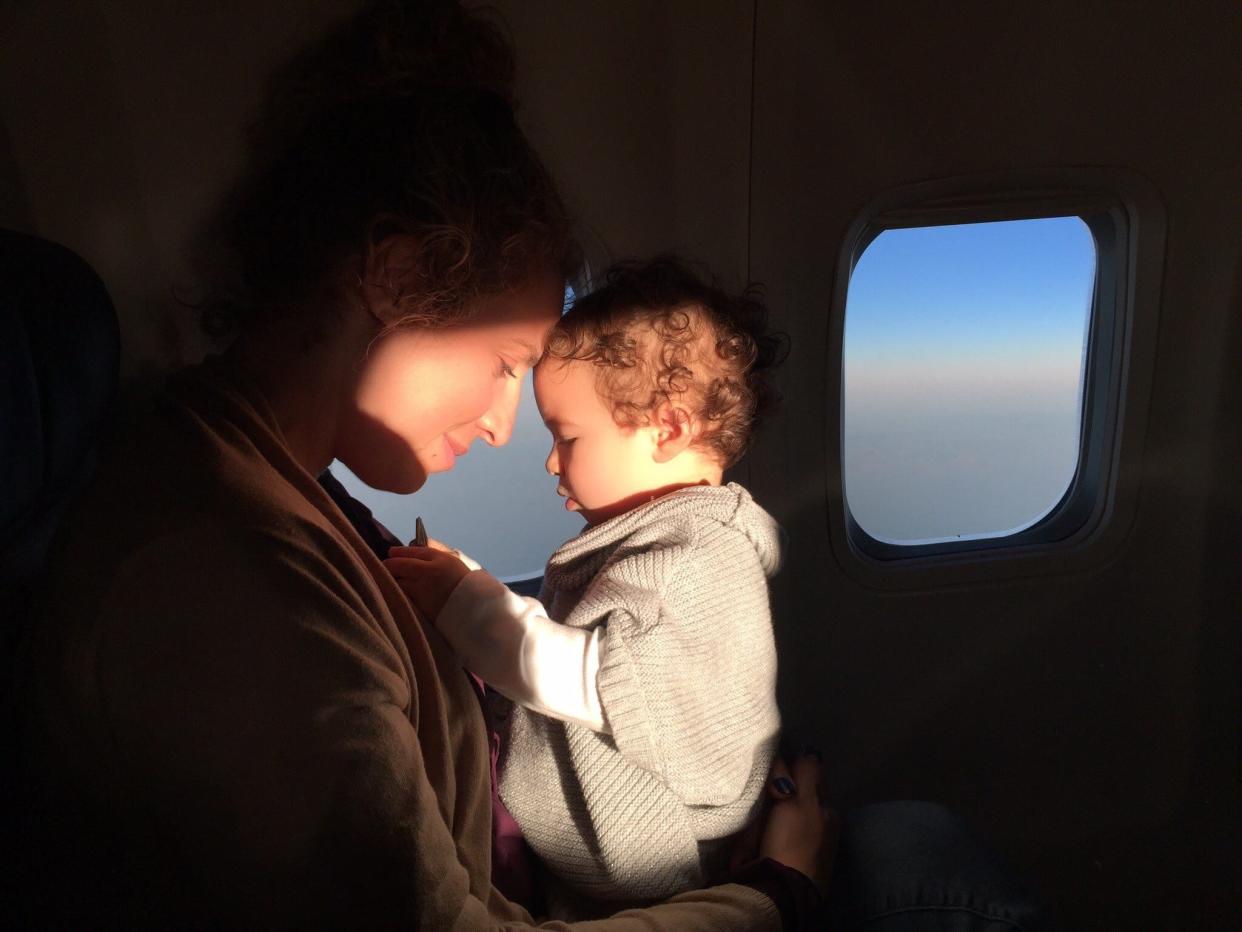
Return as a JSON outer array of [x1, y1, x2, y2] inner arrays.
[[0, 229, 120, 594]]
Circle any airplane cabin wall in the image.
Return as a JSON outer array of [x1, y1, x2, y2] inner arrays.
[[743, 2, 1241, 928], [0, 0, 360, 380], [492, 0, 753, 289]]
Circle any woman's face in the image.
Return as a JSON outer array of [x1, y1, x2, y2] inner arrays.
[[335, 272, 564, 494]]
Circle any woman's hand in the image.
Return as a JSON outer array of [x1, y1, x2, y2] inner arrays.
[[732, 750, 840, 895], [761, 752, 838, 893], [384, 546, 472, 621]]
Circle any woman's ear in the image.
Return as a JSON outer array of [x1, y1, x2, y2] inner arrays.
[[359, 234, 423, 326], [651, 403, 696, 463]]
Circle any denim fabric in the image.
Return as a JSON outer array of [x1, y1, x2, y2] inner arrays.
[[828, 802, 1051, 931]]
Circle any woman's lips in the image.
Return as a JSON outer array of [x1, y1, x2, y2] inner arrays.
[[443, 436, 469, 462], [439, 437, 455, 465]]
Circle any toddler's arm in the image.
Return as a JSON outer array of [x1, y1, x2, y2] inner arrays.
[[439, 571, 608, 733], [384, 545, 607, 733]]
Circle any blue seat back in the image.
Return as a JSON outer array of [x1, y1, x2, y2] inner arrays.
[[1, 229, 119, 667]]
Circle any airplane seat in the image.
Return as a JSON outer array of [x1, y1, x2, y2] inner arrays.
[[0, 228, 120, 731]]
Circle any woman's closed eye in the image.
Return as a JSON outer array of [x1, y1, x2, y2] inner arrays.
[[497, 359, 520, 379]]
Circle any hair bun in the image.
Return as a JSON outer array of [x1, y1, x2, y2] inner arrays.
[[251, 0, 516, 159], [354, 0, 515, 100], [196, 0, 576, 339]]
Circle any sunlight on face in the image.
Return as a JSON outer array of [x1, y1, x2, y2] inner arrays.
[[534, 359, 667, 525], [336, 272, 564, 494]]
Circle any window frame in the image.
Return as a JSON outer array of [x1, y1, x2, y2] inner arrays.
[[826, 169, 1165, 587]]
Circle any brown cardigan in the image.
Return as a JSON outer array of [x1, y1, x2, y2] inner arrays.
[[21, 354, 780, 930]]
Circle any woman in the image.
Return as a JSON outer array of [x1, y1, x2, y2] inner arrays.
[[19, 2, 828, 927]]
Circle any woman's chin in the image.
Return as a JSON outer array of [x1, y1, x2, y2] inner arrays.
[[338, 455, 427, 495], [412, 442, 459, 481], [387, 459, 435, 493], [380, 470, 428, 495], [423, 458, 456, 479]]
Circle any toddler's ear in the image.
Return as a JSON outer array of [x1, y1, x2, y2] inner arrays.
[[651, 403, 696, 463]]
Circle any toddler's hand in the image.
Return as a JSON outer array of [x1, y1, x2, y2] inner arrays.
[[422, 537, 483, 572], [384, 545, 472, 621]]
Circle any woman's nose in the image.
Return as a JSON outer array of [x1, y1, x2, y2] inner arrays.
[[545, 446, 559, 476], [478, 379, 521, 447]]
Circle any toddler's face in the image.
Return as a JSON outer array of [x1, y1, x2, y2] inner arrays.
[[533, 359, 665, 526]]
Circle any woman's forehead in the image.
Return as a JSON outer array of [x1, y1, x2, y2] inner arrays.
[[448, 300, 557, 353], [500, 335, 544, 368]]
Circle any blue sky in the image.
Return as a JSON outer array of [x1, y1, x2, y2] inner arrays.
[[843, 216, 1096, 544]]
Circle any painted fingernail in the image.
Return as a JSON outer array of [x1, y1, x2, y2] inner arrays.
[[774, 776, 796, 796]]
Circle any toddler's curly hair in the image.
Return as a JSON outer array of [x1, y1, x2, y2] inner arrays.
[[546, 256, 788, 468]]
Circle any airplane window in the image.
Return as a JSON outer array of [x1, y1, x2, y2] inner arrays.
[[842, 217, 1096, 547], [331, 285, 583, 582]]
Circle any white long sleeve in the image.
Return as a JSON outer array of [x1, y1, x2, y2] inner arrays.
[[435, 570, 608, 733]]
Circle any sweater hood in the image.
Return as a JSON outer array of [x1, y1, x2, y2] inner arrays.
[[542, 482, 782, 593]]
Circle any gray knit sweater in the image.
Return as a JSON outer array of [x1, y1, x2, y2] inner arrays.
[[496, 482, 782, 917]]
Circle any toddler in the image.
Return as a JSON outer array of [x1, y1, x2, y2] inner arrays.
[[386, 256, 787, 917]]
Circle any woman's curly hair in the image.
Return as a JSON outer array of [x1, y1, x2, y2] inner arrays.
[[198, 0, 578, 337], [547, 256, 788, 468]]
